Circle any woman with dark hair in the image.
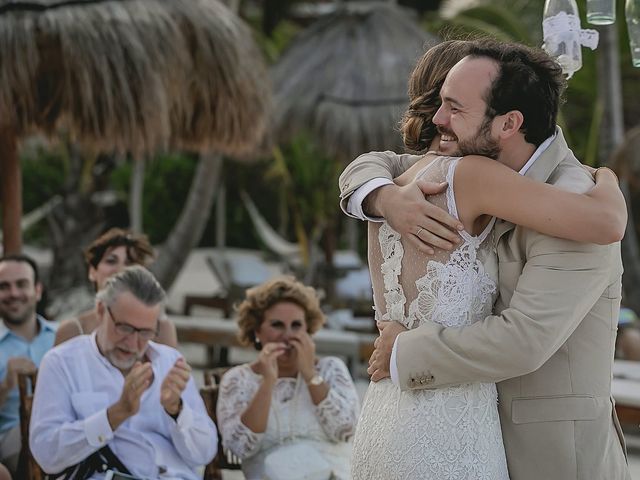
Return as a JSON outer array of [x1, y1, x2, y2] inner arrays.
[[55, 228, 177, 347], [216, 276, 359, 480]]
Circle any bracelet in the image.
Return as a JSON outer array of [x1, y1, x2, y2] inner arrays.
[[596, 166, 619, 184], [306, 374, 324, 386]]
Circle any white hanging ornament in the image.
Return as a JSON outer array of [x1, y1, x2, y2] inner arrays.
[[543, 0, 599, 78]]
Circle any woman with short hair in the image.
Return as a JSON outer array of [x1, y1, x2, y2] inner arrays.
[[217, 276, 360, 480]]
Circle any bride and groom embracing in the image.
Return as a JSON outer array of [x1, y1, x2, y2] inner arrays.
[[339, 39, 631, 480]]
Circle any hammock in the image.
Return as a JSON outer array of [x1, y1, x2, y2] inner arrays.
[[239, 190, 301, 261]]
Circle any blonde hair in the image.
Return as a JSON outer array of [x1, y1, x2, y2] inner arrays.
[[235, 276, 326, 348], [400, 40, 473, 153]]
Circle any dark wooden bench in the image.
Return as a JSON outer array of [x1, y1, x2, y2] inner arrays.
[[200, 368, 242, 479], [17, 371, 44, 480]]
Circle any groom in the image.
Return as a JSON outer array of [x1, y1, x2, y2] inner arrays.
[[339, 40, 630, 479]]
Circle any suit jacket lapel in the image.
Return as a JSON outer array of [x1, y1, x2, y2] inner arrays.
[[523, 126, 567, 184], [493, 127, 568, 244]]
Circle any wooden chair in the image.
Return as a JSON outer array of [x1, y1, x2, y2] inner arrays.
[[17, 371, 44, 480], [200, 368, 242, 480]]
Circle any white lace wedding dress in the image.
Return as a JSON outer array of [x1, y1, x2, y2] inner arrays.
[[351, 155, 510, 479]]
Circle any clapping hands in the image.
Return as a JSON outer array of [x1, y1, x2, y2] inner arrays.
[[160, 358, 191, 418], [108, 361, 153, 430], [108, 357, 192, 430]]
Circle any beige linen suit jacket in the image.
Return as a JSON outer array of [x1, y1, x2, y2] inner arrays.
[[338, 129, 630, 480]]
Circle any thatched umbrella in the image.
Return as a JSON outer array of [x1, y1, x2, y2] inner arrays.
[[0, 0, 269, 255], [271, 1, 438, 162], [268, 1, 437, 272]]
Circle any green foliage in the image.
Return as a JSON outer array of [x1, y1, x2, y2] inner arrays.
[[21, 142, 68, 212], [264, 133, 343, 263], [272, 133, 341, 222], [110, 153, 198, 244], [430, 4, 534, 43], [201, 159, 281, 250], [255, 20, 302, 64], [18, 142, 68, 244]]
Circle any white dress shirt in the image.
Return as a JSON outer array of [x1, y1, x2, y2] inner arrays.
[[30, 333, 217, 479], [345, 135, 556, 385]]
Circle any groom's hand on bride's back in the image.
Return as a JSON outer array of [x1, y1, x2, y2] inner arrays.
[[365, 181, 464, 255]]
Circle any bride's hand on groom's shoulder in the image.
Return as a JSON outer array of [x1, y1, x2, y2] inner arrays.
[[368, 321, 408, 382]]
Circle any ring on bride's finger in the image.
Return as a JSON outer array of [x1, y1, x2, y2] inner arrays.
[[416, 227, 424, 237]]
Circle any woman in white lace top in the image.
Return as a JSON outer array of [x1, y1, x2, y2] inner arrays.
[[217, 276, 360, 480]]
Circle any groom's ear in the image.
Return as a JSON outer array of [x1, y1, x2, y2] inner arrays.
[[497, 110, 524, 139]]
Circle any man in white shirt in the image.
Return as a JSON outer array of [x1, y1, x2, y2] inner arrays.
[[30, 266, 217, 479]]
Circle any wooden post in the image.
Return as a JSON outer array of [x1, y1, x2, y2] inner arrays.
[[130, 156, 145, 233], [0, 126, 21, 254], [596, 25, 640, 309]]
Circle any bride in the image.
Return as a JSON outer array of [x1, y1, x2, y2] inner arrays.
[[348, 40, 625, 479]]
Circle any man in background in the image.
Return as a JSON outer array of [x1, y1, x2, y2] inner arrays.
[[0, 254, 55, 474]]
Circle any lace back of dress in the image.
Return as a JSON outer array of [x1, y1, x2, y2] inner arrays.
[[368, 156, 497, 330]]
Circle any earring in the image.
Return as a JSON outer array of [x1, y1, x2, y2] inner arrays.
[[253, 336, 262, 350]]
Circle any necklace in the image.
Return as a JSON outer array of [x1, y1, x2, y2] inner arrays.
[[272, 373, 302, 444]]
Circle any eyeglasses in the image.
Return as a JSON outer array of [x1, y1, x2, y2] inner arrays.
[[106, 306, 158, 341]]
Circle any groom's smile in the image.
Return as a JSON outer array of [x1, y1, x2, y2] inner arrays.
[[432, 56, 502, 160]]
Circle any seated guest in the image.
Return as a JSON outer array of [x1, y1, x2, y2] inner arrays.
[[217, 276, 360, 480], [30, 266, 216, 479], [0, 254, 55, 475], [55, 228, 177, 347]]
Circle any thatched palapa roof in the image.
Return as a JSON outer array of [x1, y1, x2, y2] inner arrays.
[[0, 0, 270, 156], [271, 1, 438, 161]]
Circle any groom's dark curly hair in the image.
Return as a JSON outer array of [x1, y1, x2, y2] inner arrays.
[[469, 40, 567, 147]]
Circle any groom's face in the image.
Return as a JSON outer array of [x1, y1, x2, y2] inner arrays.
[[433, 57, 501, 159]]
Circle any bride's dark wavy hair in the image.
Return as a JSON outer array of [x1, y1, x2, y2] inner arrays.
[[400, 40, 474, 153]]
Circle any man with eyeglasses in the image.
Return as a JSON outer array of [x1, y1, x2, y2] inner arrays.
[[30, 266, 217, 479]]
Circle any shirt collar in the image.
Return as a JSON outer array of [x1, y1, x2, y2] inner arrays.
[[518, 132, 556, 176], [0, 322, 8, 342], [90, 330, 160, 368], [0, 314, 54, 342]]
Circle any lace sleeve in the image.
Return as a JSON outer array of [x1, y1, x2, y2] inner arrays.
[[314, 357, 360, 442], [216, 365, 264, 459]]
